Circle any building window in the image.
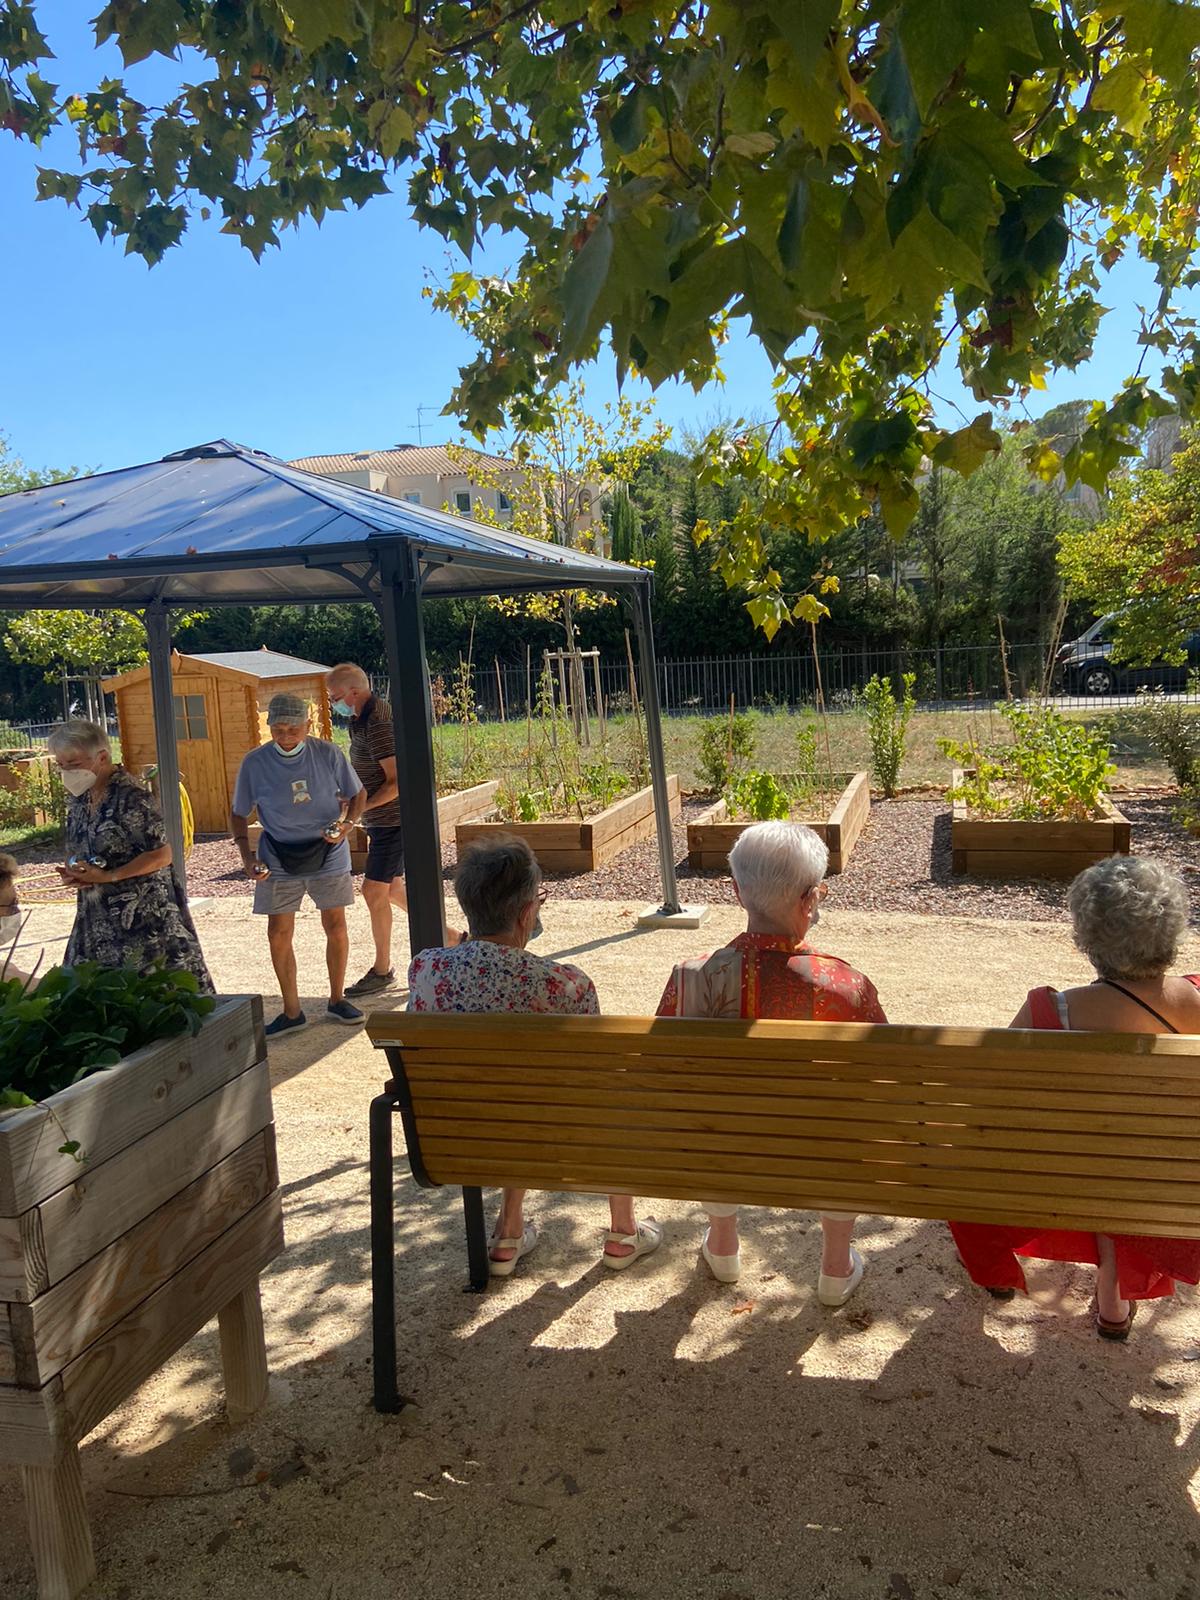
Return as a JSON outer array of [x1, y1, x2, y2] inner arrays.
[[401, 491, 422, 505], [455, 490, 472, 513], [173, 693, 208, 742], [498, 490, 512, 512]]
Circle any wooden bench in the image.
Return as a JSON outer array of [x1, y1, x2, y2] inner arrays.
[[365, 1012, 1200, 1412]]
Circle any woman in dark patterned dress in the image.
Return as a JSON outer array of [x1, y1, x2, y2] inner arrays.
[[48, 720, 213, 993]]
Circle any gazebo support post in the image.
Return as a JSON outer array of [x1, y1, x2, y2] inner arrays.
[[631, 584, 705, 929], [371, 548, 489, 1414], [144, 599, 187, 899]]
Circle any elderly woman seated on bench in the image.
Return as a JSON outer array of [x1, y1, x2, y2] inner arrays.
[[657, 820, 887, 1297], [407, 835, 663, 1277], [950, 856, 1200, 1341]]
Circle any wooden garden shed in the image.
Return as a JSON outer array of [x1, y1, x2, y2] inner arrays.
[[102, 649, 333, 833]]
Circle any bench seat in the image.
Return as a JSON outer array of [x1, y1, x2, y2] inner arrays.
[[365, 1012, 1200, 1410]]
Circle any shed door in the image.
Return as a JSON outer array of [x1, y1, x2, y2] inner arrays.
[[172, 675, 227, 833]]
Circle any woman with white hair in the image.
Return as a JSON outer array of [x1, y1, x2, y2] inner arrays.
[[656, 820, 886, 1296], [950, 856, 1200, 1340], [48, 719, 213, 991]]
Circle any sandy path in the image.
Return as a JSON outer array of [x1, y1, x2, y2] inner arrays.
[[3, 896, 1200, 1600]]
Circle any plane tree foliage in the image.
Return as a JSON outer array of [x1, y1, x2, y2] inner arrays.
[[5, 1, 1200, 634]]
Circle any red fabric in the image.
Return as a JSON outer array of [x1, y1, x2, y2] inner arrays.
[[655, 931, 887, 1023], [949, 980, 1200, 1301]]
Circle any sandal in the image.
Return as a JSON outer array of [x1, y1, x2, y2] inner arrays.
[[1094, 1298, 1136, 1341], [488, 1219, 538, 1278], [602, 1218, 663, 1270]]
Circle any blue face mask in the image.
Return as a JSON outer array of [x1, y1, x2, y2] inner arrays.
[[332, 698, 355, 719]]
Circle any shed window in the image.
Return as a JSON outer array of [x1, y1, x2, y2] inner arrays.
[[174, 693, 208, 741]]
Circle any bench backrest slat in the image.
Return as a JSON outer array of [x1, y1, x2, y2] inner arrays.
[[367, 1013, 1200, 1239]]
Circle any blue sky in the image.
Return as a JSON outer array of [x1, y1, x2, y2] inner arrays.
[[0, 8, 1183, 476]]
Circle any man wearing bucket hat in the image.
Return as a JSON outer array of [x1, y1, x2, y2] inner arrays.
[[231, 692, 367, 1037]]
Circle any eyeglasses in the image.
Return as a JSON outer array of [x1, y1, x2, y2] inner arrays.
[[536, 885, 549, 906]]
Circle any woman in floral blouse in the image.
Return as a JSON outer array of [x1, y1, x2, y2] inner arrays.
[[657, 821, 886, 1297], [408, 836, 662, 1276], [48, 720, 213, 993]]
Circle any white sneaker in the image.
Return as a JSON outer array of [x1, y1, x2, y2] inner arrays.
[[818, 1246, 865, 1307]]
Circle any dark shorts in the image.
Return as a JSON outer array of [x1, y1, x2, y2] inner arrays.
[[363, 825, 404, 884]]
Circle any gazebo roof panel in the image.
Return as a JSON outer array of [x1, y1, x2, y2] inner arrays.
[[0, 443, 647, 605]]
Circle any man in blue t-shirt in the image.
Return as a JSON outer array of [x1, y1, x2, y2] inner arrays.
[[231, 692, 366, 1038]]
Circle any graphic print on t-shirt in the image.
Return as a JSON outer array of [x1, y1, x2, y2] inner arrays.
[[291, 779, 311, 804]]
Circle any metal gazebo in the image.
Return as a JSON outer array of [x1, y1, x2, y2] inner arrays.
[[0, 439, 685, 1410]]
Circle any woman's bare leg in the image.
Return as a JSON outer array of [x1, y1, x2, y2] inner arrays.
[[490, 1187, 528, 1262], [819, 1213, 857, 1279], [1095, 1234, 1130, 1325]]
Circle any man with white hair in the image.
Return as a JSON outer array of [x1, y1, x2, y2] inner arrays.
[[326, 661, 461, 998], [231, 693, 366, 1037], [656, 820, 886, 1298]]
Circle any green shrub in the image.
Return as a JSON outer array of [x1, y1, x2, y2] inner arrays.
[[697, 711, 756, 794], [727, 770, 792, 822], [861, 673, 916, 798], [0, 963, 215, 1121], [1130, 690, 1200, 787], [940, 702, 1114, 821]]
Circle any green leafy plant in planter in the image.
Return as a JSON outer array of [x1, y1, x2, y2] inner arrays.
[[0, 965, 215, 1152], [861, 674, 916, 798], [726, 770, 792, 822], [941, 702, 1115, 822], [697, 710, 756, 795]]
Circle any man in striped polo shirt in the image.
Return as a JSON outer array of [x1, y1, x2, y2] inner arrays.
[[326, 662, 460, 997]]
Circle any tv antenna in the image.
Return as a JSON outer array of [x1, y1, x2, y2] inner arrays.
[[415, 404, 439, 445]]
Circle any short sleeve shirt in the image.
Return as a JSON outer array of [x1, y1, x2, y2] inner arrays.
[[232, 738, 363, 876], [407, 940, 599, 1015], [349, 695, 402, 829]]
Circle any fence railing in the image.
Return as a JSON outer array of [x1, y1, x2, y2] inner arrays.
[[382, 640, 1199, 721], [0, 718, 119, 750]]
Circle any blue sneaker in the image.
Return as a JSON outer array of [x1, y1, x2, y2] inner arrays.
[[265, 1010, 308, 1038], [326, 998, 365, 1025]]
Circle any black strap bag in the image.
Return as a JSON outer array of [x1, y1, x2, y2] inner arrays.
[[261, 831, 333, 876]]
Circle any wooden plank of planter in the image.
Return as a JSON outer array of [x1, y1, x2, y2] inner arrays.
[[586, 776, 680, 850], [2, 1129, 278, 1387], [951, 817, 1124, 850], [956, 849, 1116, 879], [0, 997, 265, 1218], [456, 821, 587, 851], [0, 1378, 68, 1467], [591, 803, 675, 869], [436, 780, 500, 829], [59, 1188, 284, 1446], [825, 771, 871, 875], [4, 1060, 274, 1304]]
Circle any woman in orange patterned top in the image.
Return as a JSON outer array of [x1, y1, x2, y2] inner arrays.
[[656, 821, 886, 1297]]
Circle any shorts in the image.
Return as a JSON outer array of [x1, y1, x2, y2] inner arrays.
[[253, 870, 356, 916], [363, 825, 404, 884]]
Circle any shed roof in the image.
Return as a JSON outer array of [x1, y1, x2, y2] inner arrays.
[[102, 647, 334, 692], [0, 440, 646, 609]]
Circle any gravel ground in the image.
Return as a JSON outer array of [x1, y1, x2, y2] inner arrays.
[[12, 790, 1197, 924], [6, 898, 1200, 1600]]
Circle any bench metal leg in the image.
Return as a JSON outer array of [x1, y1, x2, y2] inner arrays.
[[462, 1186, 490, 1292], [369, 1089, 403, 1414]]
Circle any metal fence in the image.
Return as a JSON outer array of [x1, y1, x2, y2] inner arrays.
[[0, 718, 119, 749], [394, 640, 1200, 722]]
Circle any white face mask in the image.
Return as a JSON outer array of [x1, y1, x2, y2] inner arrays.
[[274, 739, 306, 759], [61, 767, 99, 796], [0, 912, 20, 945]]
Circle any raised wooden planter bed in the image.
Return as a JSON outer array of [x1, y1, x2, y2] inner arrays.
[[949, 768, 1132, 878], [456, 776, 681, 872], [1, 995, 283, 1600], [686, 771, 871, 875]]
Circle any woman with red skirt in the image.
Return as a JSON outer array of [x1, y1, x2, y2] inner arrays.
[[949, 856, 1200, 1340]]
